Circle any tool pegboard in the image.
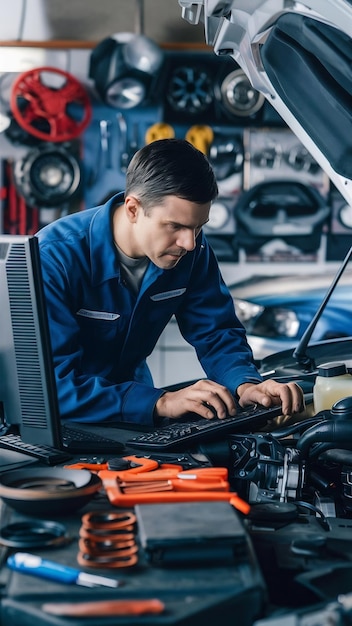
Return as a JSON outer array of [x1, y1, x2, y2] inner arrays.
[[0, 44, 341, 269]]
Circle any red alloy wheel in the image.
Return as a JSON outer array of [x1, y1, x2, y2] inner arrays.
[[10, 66, 92, 142]]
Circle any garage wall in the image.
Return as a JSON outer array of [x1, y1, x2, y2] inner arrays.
[[0, 1, 348, 387], [0, 0, 205, 44]]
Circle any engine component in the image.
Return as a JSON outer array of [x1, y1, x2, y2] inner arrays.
[[229, 433, 304, 503], [89, 34, 163, 109], [166, 64, 213, 114], [217, 69, 265, 117], [235, 180, 330, 253], [14, 144, 82, 208]]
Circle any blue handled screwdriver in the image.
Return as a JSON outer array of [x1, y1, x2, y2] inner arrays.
[[7, 552, 122, 588]]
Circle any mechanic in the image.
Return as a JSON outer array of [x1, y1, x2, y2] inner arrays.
[[36, 138, 304, 426]]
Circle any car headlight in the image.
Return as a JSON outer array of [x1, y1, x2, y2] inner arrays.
[[235, 299, 264, 325], [235, 299, 300, 338]]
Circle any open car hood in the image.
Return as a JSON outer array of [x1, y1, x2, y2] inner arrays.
[[179, 0, 352, 206]]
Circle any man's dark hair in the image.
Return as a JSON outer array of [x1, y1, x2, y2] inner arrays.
[[125, 138, 218, 210]]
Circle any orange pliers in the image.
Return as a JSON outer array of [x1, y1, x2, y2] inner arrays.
[[65, 455, 161, 474], [66, 456, 250, 514], [66, 458, 228, 490], [98, 466, 250, 514], [112, 466, 229, 492]]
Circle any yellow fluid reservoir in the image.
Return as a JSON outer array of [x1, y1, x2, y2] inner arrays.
[[313, 362, 352, 413]]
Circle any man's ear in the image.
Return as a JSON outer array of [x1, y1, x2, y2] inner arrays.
[[124, 195, 141, 223]]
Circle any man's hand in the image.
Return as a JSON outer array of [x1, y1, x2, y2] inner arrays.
[[154, 378, 305, 421], [237, 379, 304, 417], [155, 379, 237, 420]]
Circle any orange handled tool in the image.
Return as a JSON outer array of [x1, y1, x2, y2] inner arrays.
[[42, 598, 165, 617]]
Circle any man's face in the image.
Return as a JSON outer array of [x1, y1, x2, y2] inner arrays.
[[131, 195, 211, 269]]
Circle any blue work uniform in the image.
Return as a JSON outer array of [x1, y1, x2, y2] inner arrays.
[[37, 192, 262, 426]]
